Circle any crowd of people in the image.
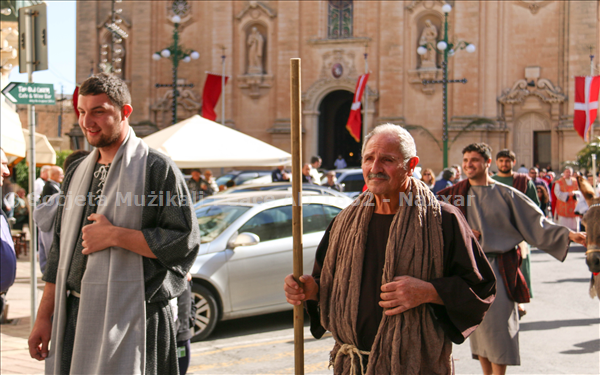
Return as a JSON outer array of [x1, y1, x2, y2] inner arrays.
[[0, 72, 594, 375], [420, 152, 596, 231], [272, 155, 344, 192]]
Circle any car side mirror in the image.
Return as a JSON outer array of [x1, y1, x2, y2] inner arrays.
[[228, 232, 260, 249]]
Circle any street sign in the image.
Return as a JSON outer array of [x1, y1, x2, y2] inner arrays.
[[2, 82, 56, 105], [18, 3, 48, 73]]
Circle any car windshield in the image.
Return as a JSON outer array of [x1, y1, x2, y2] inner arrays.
[[196, 205, 250, 243], [215, 174, 236, 186]]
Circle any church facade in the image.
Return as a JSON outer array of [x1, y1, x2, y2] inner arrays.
[[75, 0, 599, 171]]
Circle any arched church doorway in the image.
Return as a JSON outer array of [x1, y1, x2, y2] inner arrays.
[[318, 90, 362, 169]]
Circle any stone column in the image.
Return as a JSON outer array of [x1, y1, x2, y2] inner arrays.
[[302, 111, 319, 160]]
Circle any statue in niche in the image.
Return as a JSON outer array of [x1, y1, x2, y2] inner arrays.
[[247, 27, 265, 74], [419, 20, 438, 69]]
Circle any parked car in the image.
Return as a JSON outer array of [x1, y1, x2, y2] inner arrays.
[[217, 182, 348, 197], [215, 170, 272, 187], [321, 168, 365, 197], [190, 191, 352, 340]]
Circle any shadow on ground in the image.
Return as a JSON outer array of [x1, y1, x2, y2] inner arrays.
[[520, 318, 600, 332], [543, 278, 591, 284], [560, 339, 600, 354], [194, 310, 309, 342], [0, 316, 30, 340]]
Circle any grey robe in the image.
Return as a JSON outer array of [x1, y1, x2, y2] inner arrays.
[[44, 143, 200, 374], [466, 182, 570, 365]]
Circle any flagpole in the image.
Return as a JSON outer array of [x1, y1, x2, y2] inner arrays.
[[221, 46, 226, 125], [591, 51, 597, 190], [363, 45, 368, 143]]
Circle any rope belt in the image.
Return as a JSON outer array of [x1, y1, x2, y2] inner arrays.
[[335, 343, 370, 375], [68, 290, 81, 298]]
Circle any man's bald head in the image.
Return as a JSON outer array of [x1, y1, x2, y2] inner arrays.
[[49, 166, 64, 183], [40, 165, 51, 180]]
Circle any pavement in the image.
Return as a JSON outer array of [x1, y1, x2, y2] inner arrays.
[[1, 257, 44, 375], [2, 246, 598, 375]]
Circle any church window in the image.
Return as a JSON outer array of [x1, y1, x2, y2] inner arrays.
[[328, 0, 353, 39]]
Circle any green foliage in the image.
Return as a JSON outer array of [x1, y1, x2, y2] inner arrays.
[[576, 137, 600, 173], [13, 160, 40, 192], [12, 150, 73, 191], [55, 150, 73, 169]]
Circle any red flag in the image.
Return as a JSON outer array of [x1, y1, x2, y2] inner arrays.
[[345, 73, 369, 142], [574, 76, 600, 141], [73, 86, 80, 118], [202, 73, 229, 121]]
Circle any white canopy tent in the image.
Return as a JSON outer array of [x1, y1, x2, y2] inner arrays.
[[143, 115, 292, 168], [1, 99, 26, 164], [22, 129, 57, 166]]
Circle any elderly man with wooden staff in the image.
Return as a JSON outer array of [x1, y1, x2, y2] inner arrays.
[[284, 124, 497, 374]]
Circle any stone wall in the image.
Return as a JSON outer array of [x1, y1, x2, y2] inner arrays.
[[16, 98, 76, 151], [74, 0, 600, 172]]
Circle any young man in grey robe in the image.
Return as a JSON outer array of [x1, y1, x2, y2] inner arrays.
[[438, 143, 586, 375], [28, 73, 200, 375]]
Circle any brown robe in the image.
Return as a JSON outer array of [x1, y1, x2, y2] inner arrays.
[[306, 202, 496, 366]]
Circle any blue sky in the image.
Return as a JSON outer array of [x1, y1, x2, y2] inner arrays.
[[9, 1, 76, 95]]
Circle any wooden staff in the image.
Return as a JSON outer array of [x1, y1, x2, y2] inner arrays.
[[290, 58, 304, 375]]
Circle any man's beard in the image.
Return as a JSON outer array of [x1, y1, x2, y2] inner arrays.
[[498, 166, 512, 174], [86, 129, 121, 148]]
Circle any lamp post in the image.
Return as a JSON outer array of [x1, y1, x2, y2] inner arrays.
[[153, 15, 199, 125], [100, 0, 128, 75], [417, 4, 475, 168]]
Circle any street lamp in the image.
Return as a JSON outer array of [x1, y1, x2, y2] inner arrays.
[[153, 15, 199, 125], [417, 4, 475, 168], [100, 0, 128, 75]]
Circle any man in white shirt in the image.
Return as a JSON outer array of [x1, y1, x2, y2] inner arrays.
[[309, 156, 322, 185], [33, 165, 51, 203]]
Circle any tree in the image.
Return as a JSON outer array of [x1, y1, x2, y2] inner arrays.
[[12, 150, 72, 191], [576, 136, 600, 173], [55, 150, 73, 169], [13, 160, 39, 192]]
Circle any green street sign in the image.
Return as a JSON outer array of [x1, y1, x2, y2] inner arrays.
[[2, 82, 56, 105]]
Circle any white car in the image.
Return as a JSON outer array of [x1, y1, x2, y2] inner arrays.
[[190, 191, 352, 340], [321, 168, 365, 197]]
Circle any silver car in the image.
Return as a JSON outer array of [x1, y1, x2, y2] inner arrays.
[[190, 191, 352, 340]]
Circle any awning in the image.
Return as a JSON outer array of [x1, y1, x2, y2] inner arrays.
[[143, 115, 292, 168], [1, 99, 26, 164], [22, 129, 57, 166]]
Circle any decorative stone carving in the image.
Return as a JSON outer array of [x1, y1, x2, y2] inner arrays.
[[236, 2, 275, 99], [168, 0, 193, 27], [247, 27, 265, 74], [302, 77, 378, 111], [150, 87, 201, 126], [237, 74, 273, 99], [408, 68, 443, 95], [406, 0, 451, 12], [319, 50, 357, 80], [513, 1, 553, 15], [235, 1, 277, 20], [97, 14, 130, 77], [498, 78, 566, 105], [418, 20, 438, 69]]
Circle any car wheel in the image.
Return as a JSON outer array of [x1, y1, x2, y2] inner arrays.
[[191, 283, 219, 341]]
